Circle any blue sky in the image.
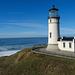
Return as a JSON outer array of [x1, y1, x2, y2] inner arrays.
[[0, 0, 75, 38]]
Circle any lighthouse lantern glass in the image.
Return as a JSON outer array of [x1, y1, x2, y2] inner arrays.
[[49, 10, 58, 17]]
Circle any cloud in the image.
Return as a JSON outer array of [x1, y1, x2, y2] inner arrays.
[[23, 32, 36, 34], [60, 28, 75, 31], [0, 23, 47, 28], [60, 28, 75, 36]]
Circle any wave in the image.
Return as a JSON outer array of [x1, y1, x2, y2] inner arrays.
[[0, 43, 47, 51], [0, 50, 20, 57], [0, 46, 22, 51], [0, 44, 35, 51]]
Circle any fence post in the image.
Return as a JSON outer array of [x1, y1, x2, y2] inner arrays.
[[71, 54, 72, 58]]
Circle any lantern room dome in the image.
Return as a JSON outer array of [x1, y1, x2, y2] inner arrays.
[[48, 5, 60, 18], [49, 5, 58, 11]]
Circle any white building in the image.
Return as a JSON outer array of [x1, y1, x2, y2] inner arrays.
[[46, 5, 75, 52]]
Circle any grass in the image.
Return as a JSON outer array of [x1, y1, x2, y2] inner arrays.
[[0, 45, 75, 75]]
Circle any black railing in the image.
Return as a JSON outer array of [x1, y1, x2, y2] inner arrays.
[[48, 15, 60, 18]]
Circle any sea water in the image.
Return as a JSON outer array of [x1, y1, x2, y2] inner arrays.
[[0, 37, 47, 57]]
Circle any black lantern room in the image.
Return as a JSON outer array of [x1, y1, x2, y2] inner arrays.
[[49, 5, 60, 18]]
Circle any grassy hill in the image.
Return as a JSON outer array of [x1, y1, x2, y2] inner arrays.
[[0, 46, 75, 75]]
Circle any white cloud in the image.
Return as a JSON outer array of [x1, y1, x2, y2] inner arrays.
[[60, 28, 75, 36], [0, 23, 47, 28], [23, 32, 36, 34], [60, 28, 75, 31]]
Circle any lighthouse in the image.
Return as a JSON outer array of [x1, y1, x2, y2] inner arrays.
[[46, 5, 60, 51]]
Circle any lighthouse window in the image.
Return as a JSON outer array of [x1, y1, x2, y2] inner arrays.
[[50, 20, 51, 23], [50, 33, 52, 38], [69, 43, 71, 48], [63, 42, 65, 48]]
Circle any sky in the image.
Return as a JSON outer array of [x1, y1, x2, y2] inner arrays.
[[0, 0, 75, 38]]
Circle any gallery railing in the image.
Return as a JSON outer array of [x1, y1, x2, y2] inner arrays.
[[48, 15, 60, 18]]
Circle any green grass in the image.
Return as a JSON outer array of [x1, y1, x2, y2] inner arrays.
[[0, 45, 75, 75]]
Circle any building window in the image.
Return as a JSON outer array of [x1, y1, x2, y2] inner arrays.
[[63, 42, 65, 48], [69, 43, 71, 48], [50, 20, 51, 23], [50, 33, 52, 38]]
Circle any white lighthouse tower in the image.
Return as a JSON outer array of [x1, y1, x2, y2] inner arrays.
[[46, 5, 60, 51]]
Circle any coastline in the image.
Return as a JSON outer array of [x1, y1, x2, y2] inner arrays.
[[0, 45, 75, 75], [0, 45, 47, 57], [0, 37, 47, 57], [0, 50, 20, 57]]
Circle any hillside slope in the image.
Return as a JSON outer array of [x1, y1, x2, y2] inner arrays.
[[0, 46, 75, 75]]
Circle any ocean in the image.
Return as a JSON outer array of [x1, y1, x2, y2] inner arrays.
[[0, 37, 48, 57]]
